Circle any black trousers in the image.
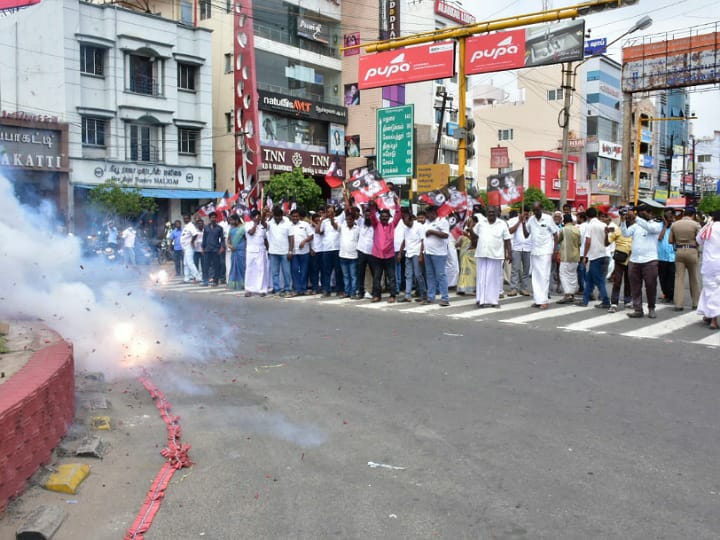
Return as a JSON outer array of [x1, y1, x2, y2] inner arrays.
[[658, 260, 675, 301], [173, 249, 183, 276], [357, 251, 373, 295], [371, 255, 396, 299], [205, 251, 221, 283]]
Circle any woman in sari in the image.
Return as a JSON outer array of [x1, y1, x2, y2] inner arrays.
[[697, 209, 720, 330], [456, 217, 478, 295], [226, 214, 246, 290]]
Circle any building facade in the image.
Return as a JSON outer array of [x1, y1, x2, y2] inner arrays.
[[0, 0, 215, 231], [471, 64, 585, 205], [694, 130, 720, 195]]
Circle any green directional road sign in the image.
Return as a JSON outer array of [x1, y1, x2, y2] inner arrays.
[[376, 105, 414, 178]]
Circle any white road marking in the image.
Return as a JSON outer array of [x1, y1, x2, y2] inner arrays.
[[622, 311, 704, 338], [399, 297, 478, 314], [449, 299, 535, 319], [499, 305, 583, 324], [560, 305, 670, 332]]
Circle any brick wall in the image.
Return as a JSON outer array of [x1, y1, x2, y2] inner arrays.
[[0, 338, 74, 513]]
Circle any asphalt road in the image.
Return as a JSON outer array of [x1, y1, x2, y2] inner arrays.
[[3, 280, 719, 540], [147, 286, 720, 539]]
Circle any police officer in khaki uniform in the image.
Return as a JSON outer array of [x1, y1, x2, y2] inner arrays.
[[669, 206, 702, 311]]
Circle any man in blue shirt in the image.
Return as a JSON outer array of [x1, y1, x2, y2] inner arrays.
[[201, 212, 225, 286], [656, 209, 676, 304], [169, 220, 184, 277], [621, 204, 663, 318]]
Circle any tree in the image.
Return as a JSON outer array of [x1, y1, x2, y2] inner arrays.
[[510, 186, 555, 213], [87, 181, 157, 225], [698, 193, 720, 216], [265, 168, 323, 211]]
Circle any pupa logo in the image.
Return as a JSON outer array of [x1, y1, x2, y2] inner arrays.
[[470, 34, 519, 62], [363, 52, 411, 81]]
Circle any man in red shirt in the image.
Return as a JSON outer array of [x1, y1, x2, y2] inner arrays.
[[369, 196, 401, 302]]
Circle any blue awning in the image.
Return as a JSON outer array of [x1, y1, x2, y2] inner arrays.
[[74, 185, 225, 199]]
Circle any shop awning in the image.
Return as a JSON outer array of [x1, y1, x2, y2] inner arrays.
[[74, 185, 225, 199]]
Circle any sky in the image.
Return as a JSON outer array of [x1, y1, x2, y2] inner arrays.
[[459, 0, 720, 138]]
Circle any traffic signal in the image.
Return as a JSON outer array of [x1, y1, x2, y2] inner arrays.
[[465, 116, 476, 161]]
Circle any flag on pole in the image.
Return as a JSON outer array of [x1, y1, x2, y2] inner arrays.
[[325, 157, 344, 189]]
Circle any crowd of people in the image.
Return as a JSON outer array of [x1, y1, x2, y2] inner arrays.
[[161, 196, 720, 331]]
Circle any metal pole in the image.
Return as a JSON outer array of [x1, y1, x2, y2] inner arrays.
[[633, 118, 643, 206], [621, 93, 633, 203], [692, 136, 696, 198], [667, 132, 674, 199], [457, 36, 467, 192], [559, 62, 573, 208], [433, 92, 447, 165], [682, 140, 687, 196]]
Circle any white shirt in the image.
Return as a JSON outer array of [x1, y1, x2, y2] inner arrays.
[[584, 217, 608, 261], [423, 218, 450, 256], [122, 228, 136, 248], [394, 222, 406, 252], [266, 218, 292, 255], [180, 222, 198, 250], [403, 222, 425, 258], [621, 217, 663, 263], [290, 221, 313, 255], [246, 223, 267, 253], [507, 216, 531, 252], [357, 221, 374, 254], [320, 218, 340, 251], [473, 219, 511, 260], [339, 223, 360, 259], [526, 213, 558, 256]]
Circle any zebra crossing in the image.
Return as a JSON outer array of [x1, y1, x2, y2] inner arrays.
[[141, 277, 720, 349]]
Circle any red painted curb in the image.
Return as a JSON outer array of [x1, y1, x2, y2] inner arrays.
[[0, 335, 74, 513]]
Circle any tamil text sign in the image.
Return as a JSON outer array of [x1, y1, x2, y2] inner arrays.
[[465, 19, 585, 75], [622, 31, 720, 92], [416, 164, 449, 193], [434, 0, 474, 25], [359, 42, 455, 90], [490, 146, 510, 169], [377, 105, 413, 177]]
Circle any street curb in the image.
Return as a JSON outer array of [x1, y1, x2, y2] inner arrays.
[[0, 335, 74, 513]]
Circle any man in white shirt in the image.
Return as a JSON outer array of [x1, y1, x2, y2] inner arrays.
[[180, 214, 202, 283], [473, 206, 512, 308], [394, 209, 408, 297], [316, 205, 344, 296], [621, 204, 663, 318], [266, 206, 294, 296], [289, 208, 314, 296], [309, 212, 324, 294], [577, 206, 611, 307], [338, 213, 360, 298], [121, 226, 136, 266], [422, 206, 451, 306], [507, 209, 531, 296], [356, 206, 375, 299], [522, 201, 558, 309], [399, 212, 426, 302]]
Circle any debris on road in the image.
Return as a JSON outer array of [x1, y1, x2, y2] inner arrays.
[[367, 461, 406, 471]]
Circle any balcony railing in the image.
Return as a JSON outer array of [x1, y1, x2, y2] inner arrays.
[[129, 145, 161, 163], [128, 75, 161, 96]]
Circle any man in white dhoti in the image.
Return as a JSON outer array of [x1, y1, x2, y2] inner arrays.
[[697, 209, 720, 330], [473, 206, 511, 308], [244, 209, 270, 297], [522, 201, 559, 309]]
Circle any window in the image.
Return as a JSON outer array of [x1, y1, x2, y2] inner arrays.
[[127, 123, 162, 162], [199, 0, 211, 19], [224, 53, 233, 73], [225, 112, 233, 133], [128, 54, 160, 96], [226, 0, 232, 12], [498, 129, 514, 141], [177, 63, 196, 91], [181, 0, 193, 24], [698, 154, 711, 163], [81, 117, 106, 146], [80, 45, 104, 76], [547, 88, 563, 101], [178, 128, 199, 155]]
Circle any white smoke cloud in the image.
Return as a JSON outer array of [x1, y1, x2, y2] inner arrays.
[[0, 175, 181, 379]]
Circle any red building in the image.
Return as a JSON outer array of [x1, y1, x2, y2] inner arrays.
[[525, 151, 580, 208]]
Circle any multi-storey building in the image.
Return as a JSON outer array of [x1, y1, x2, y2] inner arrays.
[[579, 55, 623, 204], [0, 0, 215, 231], [695, 130, 720, 195], [472, 64, 585, 205], [655, 88, 691, 191]]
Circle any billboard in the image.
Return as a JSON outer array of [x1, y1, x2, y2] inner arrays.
[[465, 19, 585, 75], [359, 42, 455, 90], [487, 170, 524, 206], [622, 31, 720, 92], [0, 0, 40, 9]]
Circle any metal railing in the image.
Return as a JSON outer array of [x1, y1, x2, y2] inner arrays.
[[128, 75, 161, 96]]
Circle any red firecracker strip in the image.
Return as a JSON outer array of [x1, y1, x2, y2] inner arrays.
[[125, 373, 193, 540]]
